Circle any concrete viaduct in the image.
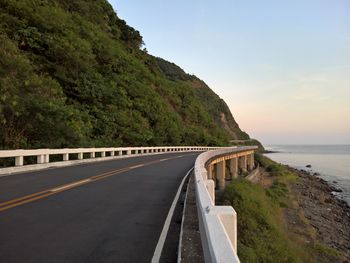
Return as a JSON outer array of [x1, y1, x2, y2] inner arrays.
[[0, 145, 257, 263]]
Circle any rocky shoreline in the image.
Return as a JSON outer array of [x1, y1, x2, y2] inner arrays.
[[285, 167, 350, 262]]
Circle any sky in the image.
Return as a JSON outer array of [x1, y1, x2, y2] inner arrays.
[[109, 0, 350, 145]]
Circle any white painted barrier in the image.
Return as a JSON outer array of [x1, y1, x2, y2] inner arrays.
[[194, 146, 258, 263], [0, 146, 222, 175]]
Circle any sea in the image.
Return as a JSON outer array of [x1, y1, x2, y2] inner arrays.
[[264, 145, 350, 205]]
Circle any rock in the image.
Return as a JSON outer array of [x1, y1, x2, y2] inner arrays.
[[333, 181, 337, 184], [306, 164, 312, 168], [314, 172, 320, 176]]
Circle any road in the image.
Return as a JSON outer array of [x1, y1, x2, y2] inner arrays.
[[0, 152, 199, 263]]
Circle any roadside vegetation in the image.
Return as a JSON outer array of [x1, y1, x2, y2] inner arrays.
[[0, 0, 249, 150], [220, 153, 343, 263]]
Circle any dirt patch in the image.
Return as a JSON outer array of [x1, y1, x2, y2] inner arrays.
[[256, 167, 275, 188]]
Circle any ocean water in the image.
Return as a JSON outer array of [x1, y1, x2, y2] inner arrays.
[[264, 145, 350, 205]]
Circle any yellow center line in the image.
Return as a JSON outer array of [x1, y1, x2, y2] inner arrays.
[[0, 153, 192, 213]]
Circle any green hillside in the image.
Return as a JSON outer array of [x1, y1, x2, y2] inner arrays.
[[0, 0, 249, 149]]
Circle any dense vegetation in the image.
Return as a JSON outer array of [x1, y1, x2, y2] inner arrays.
[[0, 0, 249, 149]]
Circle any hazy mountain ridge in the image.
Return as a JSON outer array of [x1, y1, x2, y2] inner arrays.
[[0, 0, 250, 149]]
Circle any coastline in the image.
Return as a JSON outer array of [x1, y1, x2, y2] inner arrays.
[[263, 145, 350, 206], [256, 160, 350, 262], [285, 166, 350, 262]]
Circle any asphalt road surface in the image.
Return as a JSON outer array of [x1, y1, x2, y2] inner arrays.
[[0, 152, 199, 263]]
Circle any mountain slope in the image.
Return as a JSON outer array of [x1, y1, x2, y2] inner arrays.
[[0, 0, 249, 149]]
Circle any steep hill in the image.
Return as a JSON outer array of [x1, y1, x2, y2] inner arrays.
[[0, 0, 249, 149]]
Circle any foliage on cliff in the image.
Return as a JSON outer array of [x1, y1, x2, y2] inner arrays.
[[0, 0, 249, 149]]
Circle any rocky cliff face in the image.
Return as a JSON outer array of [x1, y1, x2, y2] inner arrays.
[[0, 0, 249, 149]]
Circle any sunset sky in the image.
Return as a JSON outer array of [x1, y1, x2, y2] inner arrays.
[[110, 0, 350, 145]]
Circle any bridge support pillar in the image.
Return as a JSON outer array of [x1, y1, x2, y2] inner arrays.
[[101, 152, 106, 158], [247, 153, 254, 171], [78, 153, 83, 160], [207, 164, 213, 179], [110, 151, 115, 157], [216, 160, 225, 190], [44, 154, 49, 163], [126, 150, 131, 155], [90, 152, 95, 158], [239, 155, 247, 174], [230, 158, 238, 179]]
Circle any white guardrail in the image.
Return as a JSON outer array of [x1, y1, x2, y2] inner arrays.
[[194, 146, 257, 263], [0, 146, 222, 175]]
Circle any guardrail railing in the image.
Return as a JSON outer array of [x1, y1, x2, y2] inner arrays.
[[194, 146, 258, 263], [0, 146, 221, 175]]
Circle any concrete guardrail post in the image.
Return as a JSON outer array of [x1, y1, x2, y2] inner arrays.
[[37, 155, 45, 164], [15, 156, 23, 166], [63, 153, 69, 161]]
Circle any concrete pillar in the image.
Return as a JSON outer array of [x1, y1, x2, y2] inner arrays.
[[37, 155, 45, 164], [110, 151, 115, 157], [218, 209, 237, 253], [250, 153, 255, 170], [101, 152, 106, 157], [247, 153, 254, 171], [44, 154, 49, 163], [230, 158, 238, 179], [239, 156, 247, 173], [216, 160, 225, 190], [15, 156, 23, 166], [63, 153, 69, 161], [127, 150, 131, 155], [225, 160, 231, 180], [78, 153, 83, 160], [90, 152, 95, 158], [207, 164, 213, 179]]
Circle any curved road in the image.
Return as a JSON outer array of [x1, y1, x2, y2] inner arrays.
[[0, 152, 199, 263]]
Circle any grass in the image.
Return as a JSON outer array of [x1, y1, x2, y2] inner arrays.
[[311, 242, 340, 258], [222, 179, 303, 262]]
